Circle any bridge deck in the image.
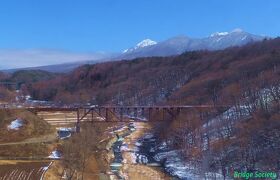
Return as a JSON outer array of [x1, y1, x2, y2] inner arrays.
[[23, 105, 226, 111]]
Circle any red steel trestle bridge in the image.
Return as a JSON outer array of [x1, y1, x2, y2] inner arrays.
[[25, 105, 225, 132]]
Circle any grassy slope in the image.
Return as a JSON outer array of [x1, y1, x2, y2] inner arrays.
[[0, 109, 55, 157], [0, 109, 53, 143]]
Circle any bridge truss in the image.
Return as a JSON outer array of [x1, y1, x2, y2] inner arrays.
[[26, 105, 225, 133]]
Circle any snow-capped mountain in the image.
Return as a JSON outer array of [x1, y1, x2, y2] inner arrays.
[[120, 29, 267, 59], [136, 39, 157, 48], [3, 29, 268, 73], [210, 32, 229, 37], [123, 39, 157, 53], [204, 28, 265, 50]]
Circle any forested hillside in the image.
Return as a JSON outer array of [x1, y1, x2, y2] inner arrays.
[[10, 70, 56, 84], [26, 38, 280, 177], [0, 70, 57, 102], [29, 38, 279, 107], [0, 38, 278, 178]]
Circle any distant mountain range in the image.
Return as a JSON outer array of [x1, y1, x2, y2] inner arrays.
[[119, 28, 266, 59], [3, 29, 267, 73]]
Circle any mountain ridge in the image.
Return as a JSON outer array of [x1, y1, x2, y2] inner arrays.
[[2, 29, 268, 73], [120, 29, 266, 59]]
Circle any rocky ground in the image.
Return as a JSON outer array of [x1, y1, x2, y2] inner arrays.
[[120, 122, 171, 180]]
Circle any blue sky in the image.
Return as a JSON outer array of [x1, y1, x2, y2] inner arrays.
[[0, 0, 280, 68]]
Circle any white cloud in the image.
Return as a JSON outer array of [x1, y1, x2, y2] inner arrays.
[[0, 49, 109, 69]]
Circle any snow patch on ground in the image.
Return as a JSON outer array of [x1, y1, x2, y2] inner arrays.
[[135, 141, 142, 146], [143, 133, 154, 139], [7, 119, 24, 130], [154, 150, 203, 179], [40, 162, 53, 180], [132, 122, 146, 129], [115, 126, 127, 132], [108, 126, 128, 134], [120, 144, 129, 151], [118, 137, 124, 142], [136, 154, 148, 164], [124, 115, 148, 121], [154, 150, 226, 179], [158, 141, 168, 151], [130, 153, 137, 164], [203, 105, 250, 129], [96, 116, 105, 121], [48, 150, 62, 159], [57, 127, 74, 139], [56, 127, 75, 132], [121, 144, 139, 152], [110, 163, 122, 167]]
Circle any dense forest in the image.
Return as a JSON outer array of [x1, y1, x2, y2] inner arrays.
[[1, 38, 280, 178], [0, 70, 57, 103], [27, 38, 279, 106]]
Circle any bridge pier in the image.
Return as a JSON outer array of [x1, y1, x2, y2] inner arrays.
[[76, 109, 81, 133], [120, 108, 123, 121], [91, 110, 94, 123], [134, 107, 137, 118], [148, 107, 153, 121], [105, 108, 109, 121]]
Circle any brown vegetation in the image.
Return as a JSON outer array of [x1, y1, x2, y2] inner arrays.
[[0, 109, 55, 158], [61, 122, 122, 180], [0, 109, 53, 143], [25, 38, 280, 178]]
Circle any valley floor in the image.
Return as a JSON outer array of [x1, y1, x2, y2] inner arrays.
[[121, 122, 170, 180], [0, 109, 172, 180]]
